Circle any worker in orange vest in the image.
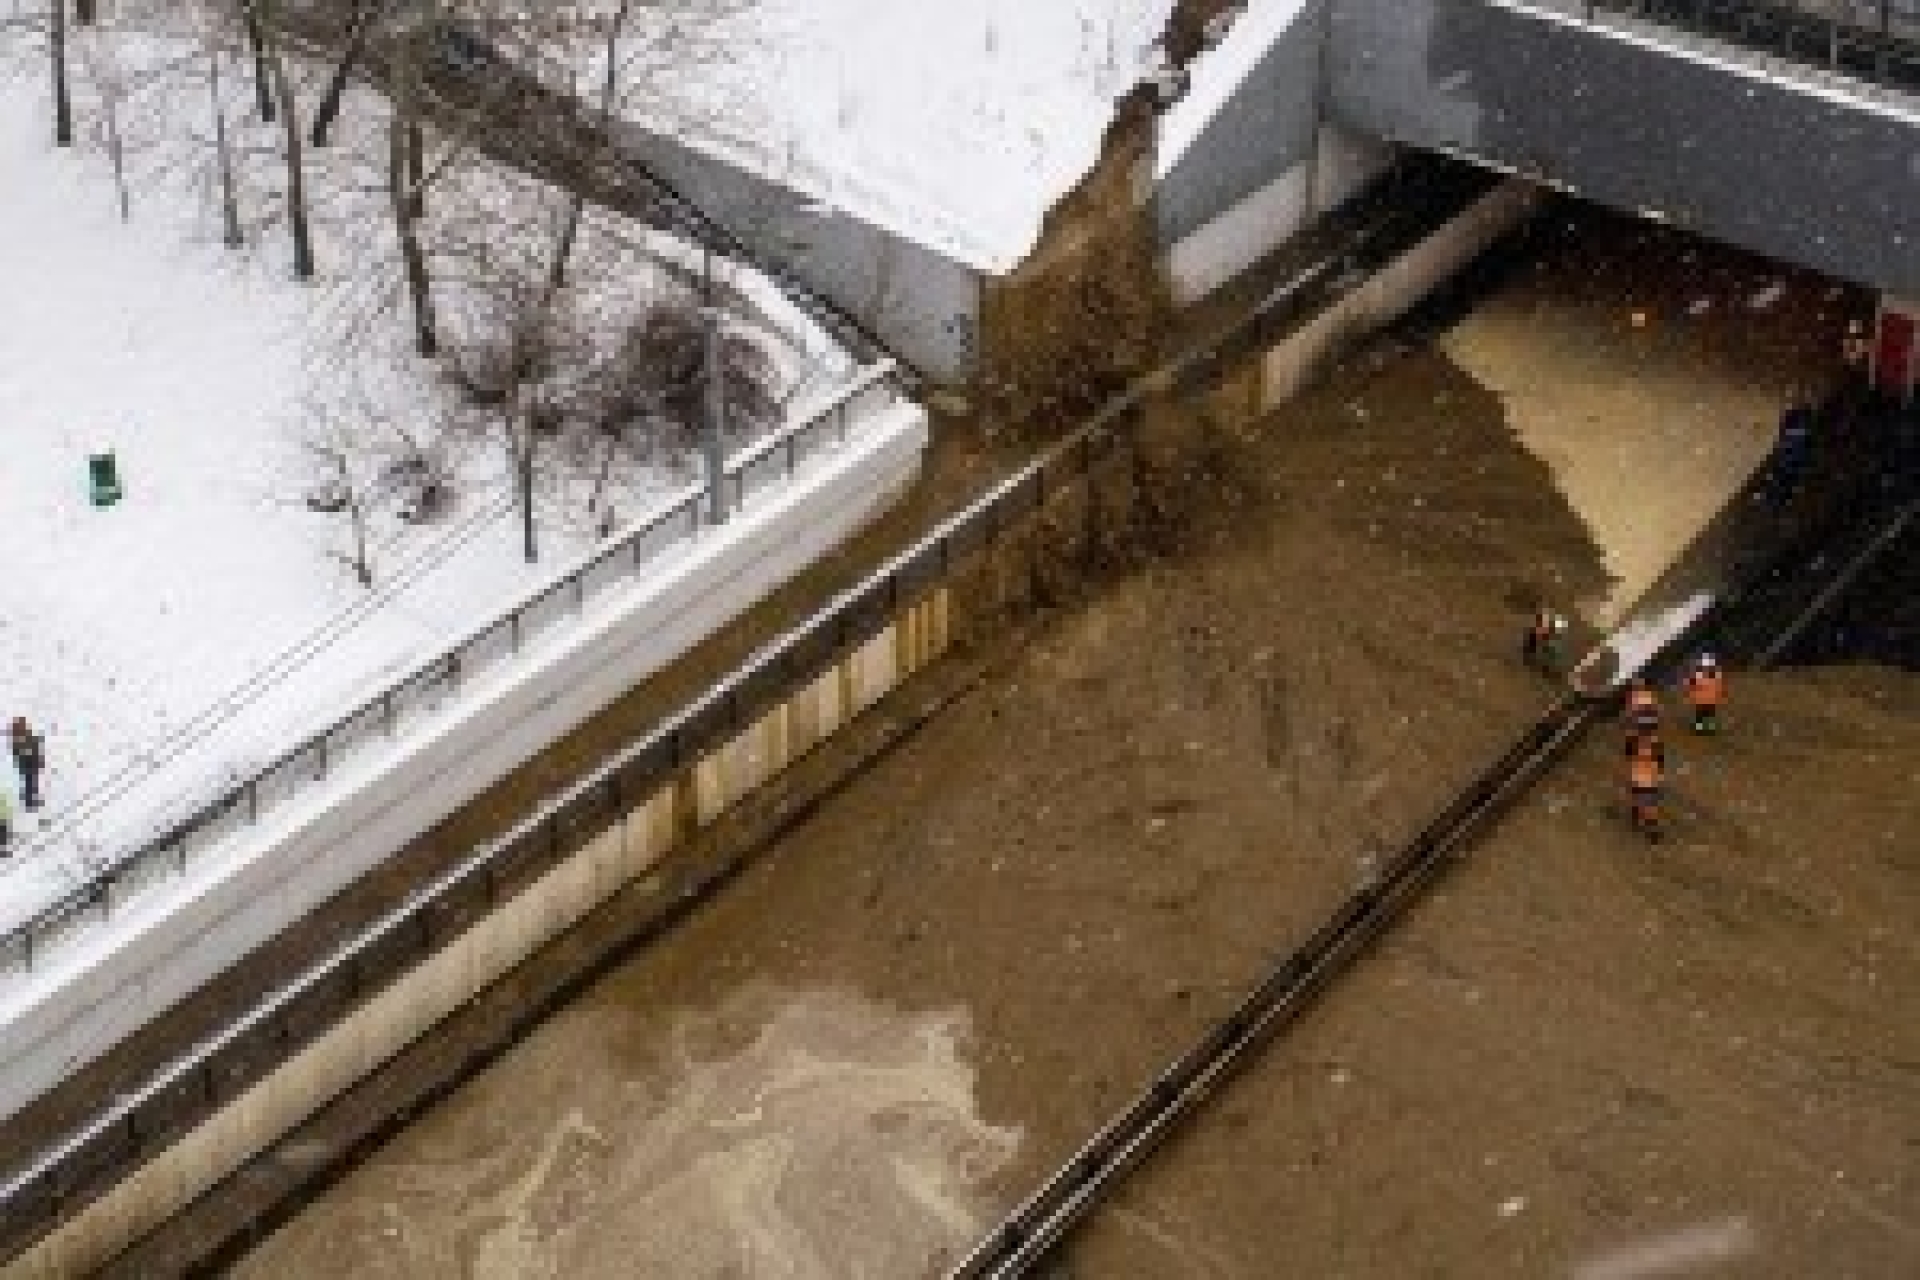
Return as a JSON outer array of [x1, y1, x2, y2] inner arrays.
[[1683, 654, 1725, 734], [1623, 677, 1661, 743], [1626, 735, 1665, 842]]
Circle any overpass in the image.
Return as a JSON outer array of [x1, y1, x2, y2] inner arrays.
[[1158, 0, 1920, 306]]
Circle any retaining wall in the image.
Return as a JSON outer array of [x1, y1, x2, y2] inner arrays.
[[1260, 179, 1544, 406], [7, 581, 954, 1278]]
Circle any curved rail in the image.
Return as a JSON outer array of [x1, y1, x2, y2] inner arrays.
[[948, 694, 1600, 1279]]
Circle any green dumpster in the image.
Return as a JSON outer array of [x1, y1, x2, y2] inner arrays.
[[89, 451, 123, 508]]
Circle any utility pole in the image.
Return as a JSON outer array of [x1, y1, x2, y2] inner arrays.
[[702, 245, 728, 526]]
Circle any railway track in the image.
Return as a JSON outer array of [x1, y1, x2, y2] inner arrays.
[[948, 691, 1602, 1279], [950, 435, 1920, 1277]]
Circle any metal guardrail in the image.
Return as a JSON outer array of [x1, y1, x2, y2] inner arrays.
[[0, 352, 1128, 1266], [0, 155, 1507, 1265], [1577, 0, 1920, 92], [0, 361, 902, 982]]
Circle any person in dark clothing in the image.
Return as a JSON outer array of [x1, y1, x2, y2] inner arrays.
[[1769, 395, 1817, 503], [9, 718, 45, 812], [1522, 607, 1568, 674]]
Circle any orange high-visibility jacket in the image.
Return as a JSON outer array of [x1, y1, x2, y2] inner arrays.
[[1686, 669, 1725, 708], [1629, 753, 1663, 790]]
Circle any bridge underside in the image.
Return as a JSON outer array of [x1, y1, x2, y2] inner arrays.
[[1326, 0, 1920, 297]]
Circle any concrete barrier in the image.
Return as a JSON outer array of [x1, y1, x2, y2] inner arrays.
[[7, 582, 954, 1278]]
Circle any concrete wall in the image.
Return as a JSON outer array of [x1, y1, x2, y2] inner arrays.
[[1153, 0, 1393, 302], [6, 586, 955, 1280], [613, 126, 985, 385], [0, 404, 928, 1128], [1260, 179, 1545, 405], [1328, 0, 1920, 297]]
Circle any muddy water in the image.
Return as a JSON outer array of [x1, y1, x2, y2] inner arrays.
[[233, 208, 1874, 1279], [1442, 211, 1855, 625], [234, 987, 1016, 1278]]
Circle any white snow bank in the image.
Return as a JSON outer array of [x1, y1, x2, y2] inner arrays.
[[655, 0, 1178, 272], [1155, 0, 1317, 180], [0, 58, 844, 938]]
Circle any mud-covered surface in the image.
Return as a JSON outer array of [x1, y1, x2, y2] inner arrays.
[[1439, 210, 1859, 625], [237, 212, 1918, 1279]]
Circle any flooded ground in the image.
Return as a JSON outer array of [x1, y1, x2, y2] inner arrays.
[[1440, 212, 1855, 625], [235, 206, 1917, 1278]]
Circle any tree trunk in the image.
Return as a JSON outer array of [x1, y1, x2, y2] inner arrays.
[[518, 440, 538, 563], [242, 4, 275, 122], [105, 94, 129, 220], [251, 4, 315, 280], [310, 1, 373, 149], [389, 108, 438, 355], [544, 196, 585, 298], [209, 49, 244, 248], [543, 0, 632, 298], [50, 0, 72, 147], [406, 121, 425, 219]]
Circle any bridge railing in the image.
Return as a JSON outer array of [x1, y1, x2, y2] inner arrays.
[[0, 360, 903, 982], [1573, 0, 1920, 91]]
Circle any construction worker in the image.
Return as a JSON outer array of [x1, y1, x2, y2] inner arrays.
[[1623, 677, 1662, 742], [1522, 607, 1568, 673], [1683, 653, 1726, 734], [1626, 735, 1666, 842]]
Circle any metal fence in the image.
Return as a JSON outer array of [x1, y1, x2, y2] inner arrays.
[[1576, 0, 1920, 90], [0, 155, 1506, 1267], [0, 347, 1136, 1268], [0, 361, 902, 981]]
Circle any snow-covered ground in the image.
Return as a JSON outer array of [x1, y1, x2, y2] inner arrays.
[[0, 54, 841, 938], [0, 0, 1184, 945], [631, 0, 1178, 271]]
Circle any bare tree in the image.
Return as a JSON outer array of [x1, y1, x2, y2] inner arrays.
[[50, 0, 72, 145], [387, 22, 438, 354], [75, 30, 132, 218], [239, 0, 314, 278], [207, 41, 244, 248]]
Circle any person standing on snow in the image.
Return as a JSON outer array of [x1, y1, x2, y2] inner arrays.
[[1683, 654, 1726, 734], [9, 718, 45, 812]]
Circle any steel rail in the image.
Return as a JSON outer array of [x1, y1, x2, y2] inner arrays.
[[947, 695, 1600, 1278]]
